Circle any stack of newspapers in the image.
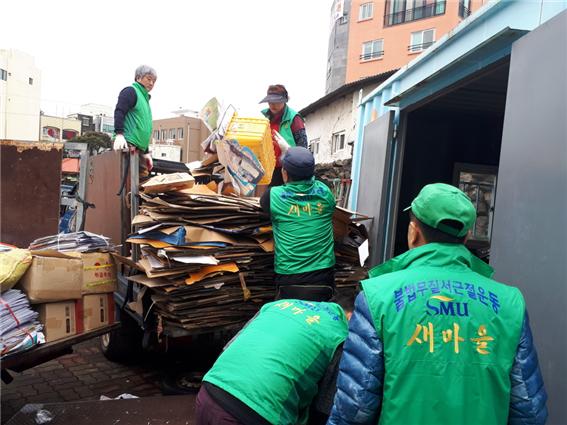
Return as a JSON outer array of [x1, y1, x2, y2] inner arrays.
[[0, 289, 44, 357], [28, 231, 113, 253]]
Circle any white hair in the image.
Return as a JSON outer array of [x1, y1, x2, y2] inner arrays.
[[135, 65, 157, 80]]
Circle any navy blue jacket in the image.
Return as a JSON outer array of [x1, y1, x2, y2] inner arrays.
[[327, 293, 548, 425]]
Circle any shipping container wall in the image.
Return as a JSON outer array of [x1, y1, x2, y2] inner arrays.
[[490, 11, 567, 424]]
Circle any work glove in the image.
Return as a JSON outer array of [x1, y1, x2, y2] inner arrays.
[[143, 153, 153, 172], [273, 131, 290, 164], [113, 134, 128, 150]]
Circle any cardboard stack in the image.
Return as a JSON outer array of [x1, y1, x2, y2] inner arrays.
[[119, 176, 275, 334], [17, 244, 117, 342], [333, 207, 371, 294]]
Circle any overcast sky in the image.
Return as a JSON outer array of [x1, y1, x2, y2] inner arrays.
[[2, 0, 332, 119]]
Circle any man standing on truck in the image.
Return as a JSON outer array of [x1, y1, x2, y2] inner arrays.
[[112, 65, 157, 174], [260, 147, 336, 301], [196, 295, 352, 425], [328, 183, 548, 425], [260, 84, 307, 186]]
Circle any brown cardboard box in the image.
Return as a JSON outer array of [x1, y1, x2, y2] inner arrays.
[[82, 293, 115, 331], [67, 252, 117, 294], [18, 251, 82, 303], [36, 301, 80, 342]]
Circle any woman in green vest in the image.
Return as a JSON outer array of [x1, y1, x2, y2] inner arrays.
[[260, 84, 308, 186]]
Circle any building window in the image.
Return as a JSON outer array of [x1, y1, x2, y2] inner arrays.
[[42, 126, 60, 141], [161, 129, 167, 140], [62, 129, 78, 141], [169, 129, 176, 139], [359, 2, 374, 20], [82, 117, 90, 127], [309, 138, 320, 155], [459, 0, 471, 18], [0, 69, 7, 81], [360, 39, 384, 61], [153, 130, 159, 141], [409, 29, 435, 52], [384, 0, 446, 27], [29, 77, 33, 85], [338, 14, 348, 25], [331, 132, 346, 154], [177, 127, 184, 139]]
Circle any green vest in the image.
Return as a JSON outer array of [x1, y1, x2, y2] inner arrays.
[[122, 82, 153, 152], [262, 106, 301, 147], [204, 300, 348, 425], [363, 243, 525, 425], [270, 178, 335, 274]]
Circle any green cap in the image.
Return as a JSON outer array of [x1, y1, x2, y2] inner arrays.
[[404, 183, 476, 237]]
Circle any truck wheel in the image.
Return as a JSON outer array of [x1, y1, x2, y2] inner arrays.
[[160, 371, 204, 395], [100, 312, 142, 363]]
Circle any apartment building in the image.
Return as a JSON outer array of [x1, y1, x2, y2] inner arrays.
[[304, 0, 484, 166], [327, 0, 482, 92], [0, 49, 41, 141], [152, 115, 210, 163]]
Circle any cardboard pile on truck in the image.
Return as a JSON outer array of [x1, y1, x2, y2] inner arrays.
[[118, 167, 370, 336], [121, 176, 275, 334]]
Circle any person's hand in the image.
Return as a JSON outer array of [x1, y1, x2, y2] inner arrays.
[[113, 134, 128, 150], [144, 153, 153, 171], [273, 131, 290, 155]]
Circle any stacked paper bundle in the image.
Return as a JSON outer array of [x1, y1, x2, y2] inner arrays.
[[0, 289, 45, 357], [29, 231, 113, 253], [121, 178, 275, 334]]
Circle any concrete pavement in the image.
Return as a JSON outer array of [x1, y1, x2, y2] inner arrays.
[[1, 337, 198, 423]]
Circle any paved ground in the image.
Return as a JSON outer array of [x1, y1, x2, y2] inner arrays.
[[1, 337, 205, 424]]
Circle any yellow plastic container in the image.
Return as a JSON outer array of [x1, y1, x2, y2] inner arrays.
[[223, 114, 275, 185]]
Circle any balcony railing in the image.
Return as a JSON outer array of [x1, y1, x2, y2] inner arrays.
[[384, 1, 446, 27], [360, 51, 384, 61], [407, 41, 434, 53], [458, 1, 471, 18]]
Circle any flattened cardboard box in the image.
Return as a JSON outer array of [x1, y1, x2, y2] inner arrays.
[[18, 251, 82, 303], [82, 293, 115, 332], [36, 301, 82, 342], [67, 252, 117, 294]]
